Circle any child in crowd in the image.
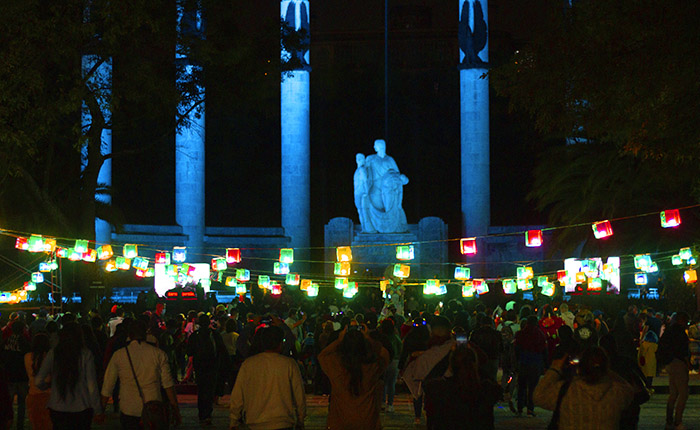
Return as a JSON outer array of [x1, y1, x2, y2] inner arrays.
[[638, 330, 658, 388]]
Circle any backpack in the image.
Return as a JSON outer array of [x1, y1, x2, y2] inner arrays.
[[656, 330, 673, 366]]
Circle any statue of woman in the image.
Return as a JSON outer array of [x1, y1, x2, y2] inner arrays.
[[361, 140, 409, 233]]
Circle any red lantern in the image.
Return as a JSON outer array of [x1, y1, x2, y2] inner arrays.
[[460, 238, 477, 255], [226, 248, 241, 264], [660, 209, 681, 228], [592, 220, 613, 239], [525, 230, 543, 247]]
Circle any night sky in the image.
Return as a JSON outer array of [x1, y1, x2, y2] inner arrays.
[[111, 0, 548, 248]]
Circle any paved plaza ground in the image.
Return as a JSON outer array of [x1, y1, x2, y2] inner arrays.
[[11, 390, 700, 429]]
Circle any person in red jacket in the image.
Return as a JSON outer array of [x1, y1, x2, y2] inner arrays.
[[515, 315, 548, 417]]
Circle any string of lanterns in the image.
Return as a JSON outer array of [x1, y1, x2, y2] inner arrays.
[[0, 206, 697, 304]]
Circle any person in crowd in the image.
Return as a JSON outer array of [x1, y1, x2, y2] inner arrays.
[[378, 318, 402, 412], [314, 321, 335, 395], [573, 309, 599, 350], [29, 309, 48, 335], [497, 310, 518, 412], [186, 313, 226, 425], [35, 322, 104, 430], [222, 319, 240, 390], [514, 315, 547, 417], [661, 311, 691, 430], [612, 312, 638, 361], [559, 303, 575, 329], [2, 319, 30, 430], [402, 316, 454, 425], [108, 308, 125, 338], [0, 360, 12, 430], [229, 325, 306, 430], [423, 344, 502, 430], [539, 305, 564, 363], [599, 334, 649, 430], [534, 346, 634, 430], [318, 326, 389, 430], [469, 313, 503, 382], [24, 332, 52, 430], [643, 307, 662, 338], [101, 320, 181, 430], [638, 329, 658, 388], [45, 321, 59, 349], [593, 310, 610, 338]]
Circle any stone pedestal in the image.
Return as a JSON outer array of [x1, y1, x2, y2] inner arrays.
[[324, 217, 448, 280]]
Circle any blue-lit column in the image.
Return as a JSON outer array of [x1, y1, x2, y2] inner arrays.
[[81, 55, 112, 246], [459, 0, 490, 237], [175, 1, 205, 258], [281, 0, 311, 255]]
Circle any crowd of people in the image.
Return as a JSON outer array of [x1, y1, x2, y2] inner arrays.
[[0, 296, 697, 430]]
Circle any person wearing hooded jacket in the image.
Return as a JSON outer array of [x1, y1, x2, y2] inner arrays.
[[534, 346, 634, 430]]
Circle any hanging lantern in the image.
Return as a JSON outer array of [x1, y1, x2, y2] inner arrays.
[[684, 270, 698, 284], [396, 245, 415, 261], [680, 247, 693, 261], [690, 257, 697, 265], [180, 263, 195, 277], [68, 249, 83, 261], [474, 279, 489, 295], [211, 257, 227, 272], [279, 248, 294, 264], [517, 266, 534, 280], [557, 270, 568, 283], [165, 264, 178, 277], [541, 282, 555, 297], [155, 252, 169, 265], [575, 272, 586, 284], [135, 269, 147, 278], [123, 244, 138, 259], [644, 262, 659, 273], [635, 273, 648, 286], [27, 235, 44, 252], [588, 277, 603, 291], [592, 220, 613, 239], [300, 279, 312, 291], [42, 238, 57, 253], [537, 276, 548, 286], [226, 248, 242, 264], [31, 272, 44, 283], [258, 275, 270, 288], [462, 282, 475, 297], [525, 230, 543, 247], [133, 257, 148, 271], [236, 269, 250, 282], [424, 279, 440, 295], [172, 247, 187, 263], [454, 266, 471, 280], [286, 273, 300, 286], [633, 254, 652, 270], [343, 283, 358, 298], [97, 245, 113, 260], [74, 239, 89, 253], [105, 259, 118, 272], [672, 255, 683, 266], [502, 279, 517, 295], [39, 262, 51, 272], [460, 238, 477, 255], [145, 267, 155, 277], [334, 261, 351, 277], [335, 278, 349, 289], [116, 257, 131, 270], [24, 281, 37, 291], [49, 259, 58, 270], [393, 264, 410, 278], [15, 237, 29, 250], [225, 276, 237, 287], [336, 246, 352, 262], [274, 262, 290, 275], [306, 283, 319, 297], [517, 279, 533, 291], [82, 249, 97, 263], [271, 283, 282, 295], [660, 209, 681, 228], [380, 280, 391, 292]]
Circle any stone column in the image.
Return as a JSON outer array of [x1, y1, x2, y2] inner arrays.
[[281, 0, 311, 256], [81, 55, 112, 246], [175, 1, 205, 258], [459, 0, 490, 237]]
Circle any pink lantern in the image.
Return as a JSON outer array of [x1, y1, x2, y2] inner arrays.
[[592, 220, 613, 239], [460, 238, 477, 255], [525, 230, 543, 247], [660, 209, 681, 228]]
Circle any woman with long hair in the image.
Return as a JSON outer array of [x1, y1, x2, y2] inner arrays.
[[24, 332, 52, 430], [35, 322, 103, 430], [423, 344, 502, 429], [318, 326, 390, 430]]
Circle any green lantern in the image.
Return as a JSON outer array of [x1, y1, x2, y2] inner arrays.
[[74, 240, 89, 254], [236, 269, 250, 282], [286, 273, 300, 286], [502, 279, 517, 295], [235, 284, 247, 295], [28, 235, 44, 252], [274, 262, 290, 275], [307, 284, 319, 297], [672, 255, 683, 266], [454, 266, 471, 280], [396, 245, 415, 261], [258, 275, 270, 288], [335, 278, 348, 289], [123, 244, 138, 259], [680, 247, 693, 261], [393, 264, 410, 278], [279, 248, 294, 264]]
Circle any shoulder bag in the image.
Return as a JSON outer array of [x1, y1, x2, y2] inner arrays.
[[547, 379, 572, 430], [126, 344, 170, 430]]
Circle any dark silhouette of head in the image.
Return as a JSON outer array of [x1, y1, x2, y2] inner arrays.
[[339, 330, 377, 396], [579, 346, 609, 384]]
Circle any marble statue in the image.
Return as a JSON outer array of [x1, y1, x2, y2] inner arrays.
[[356, 139, 409, 233]]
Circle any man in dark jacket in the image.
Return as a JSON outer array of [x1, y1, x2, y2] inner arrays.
[[469, 313, 503, 382], [186, 314, 226, 425], [514, 315, 547, 417], [663, 312, 691, 430]]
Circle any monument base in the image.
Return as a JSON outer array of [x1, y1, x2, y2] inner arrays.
[[324, 217, 447, 280]]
